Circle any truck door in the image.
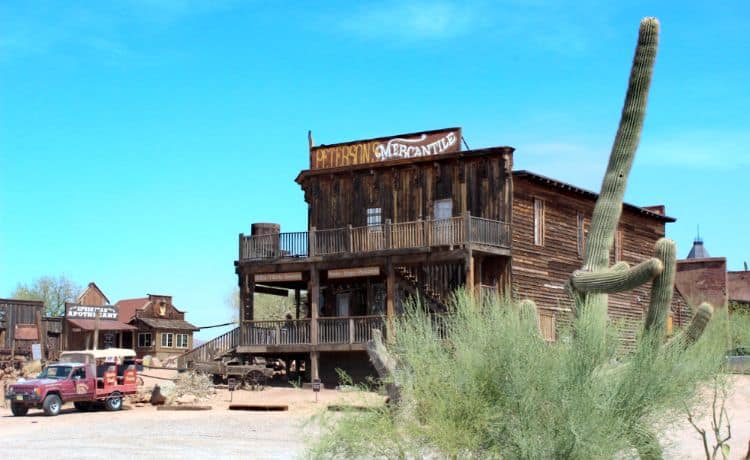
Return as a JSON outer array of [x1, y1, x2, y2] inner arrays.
[[70, 366, 94, 400]]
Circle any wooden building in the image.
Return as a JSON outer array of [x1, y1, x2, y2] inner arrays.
[[232, 128, 689, 383], [0, 298, 63, 361], [511, 171, 690, 343], [116, 294, 197, 360], [62, 283, 137, 351]]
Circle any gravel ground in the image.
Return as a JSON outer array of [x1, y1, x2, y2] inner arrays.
[[0, 383, 383, 460], [2, 374, 747, 459]]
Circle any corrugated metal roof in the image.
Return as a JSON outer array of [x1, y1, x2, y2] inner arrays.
[[67, 318, 137, 331]]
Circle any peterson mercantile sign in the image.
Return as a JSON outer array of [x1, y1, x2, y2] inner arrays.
[[310, 127, 462, 170]]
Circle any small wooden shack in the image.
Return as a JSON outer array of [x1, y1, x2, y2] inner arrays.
[[0, 298, 44, 360]]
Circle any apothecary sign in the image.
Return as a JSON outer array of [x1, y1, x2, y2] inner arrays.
[[66, 304, 118, 320], [311, 127, 462, 170]]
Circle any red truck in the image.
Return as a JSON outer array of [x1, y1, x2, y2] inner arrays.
[[5, 348, 139, 416]]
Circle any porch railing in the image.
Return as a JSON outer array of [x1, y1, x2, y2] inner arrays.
[[176, 326, 240, 368], [240, 214, 510, 260], [239, 316, 385, 347]]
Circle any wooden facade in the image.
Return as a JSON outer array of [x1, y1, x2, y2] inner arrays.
[[120, 294, 198, 360], [230, 129, 686, 383], [511, 171, 691, 344], [0, 299, 64, 361]]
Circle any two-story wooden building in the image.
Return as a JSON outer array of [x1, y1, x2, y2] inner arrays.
[[233, 127, 688, 383]]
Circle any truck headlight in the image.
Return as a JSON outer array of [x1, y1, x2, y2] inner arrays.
[[6, 387, 13, 396]]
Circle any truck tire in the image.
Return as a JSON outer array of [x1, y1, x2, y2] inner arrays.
[[43, 394, 62, 416], [11, 403, 28, 416], [105, 393, 122, 411]]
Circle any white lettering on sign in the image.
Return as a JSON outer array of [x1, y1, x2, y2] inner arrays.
[[374, 132, 458, 161], [66, 305, 119, 320]]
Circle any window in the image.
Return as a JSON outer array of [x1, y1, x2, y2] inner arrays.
[[366, 207, 382, 227], [137, 332, 152, 348], [176, 333, 189, 349], [577, 212, 585, 256], [72, 367, 86, 379], [533, 199, 545, 246], [539, 313, 556, 342], [434, 199, 453, 220], [161, 333, 174, 348]]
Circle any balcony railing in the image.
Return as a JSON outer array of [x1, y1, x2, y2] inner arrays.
[[240, 316, 384, 347], [239, 214, 509, 261]]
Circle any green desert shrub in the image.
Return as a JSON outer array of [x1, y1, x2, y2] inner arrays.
[[309, 292, 728, 459]]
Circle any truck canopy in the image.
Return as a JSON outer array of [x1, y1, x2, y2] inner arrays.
[[59, 348, 137, 364]]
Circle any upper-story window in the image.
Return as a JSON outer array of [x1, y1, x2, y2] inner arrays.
[[367, 207, 382, 227], [434, 199, 453, 220], [533, 198, 545, 246]]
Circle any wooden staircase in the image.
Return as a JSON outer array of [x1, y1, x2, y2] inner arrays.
[[395, 263, 463, 312], [176, 326, 240, 369]]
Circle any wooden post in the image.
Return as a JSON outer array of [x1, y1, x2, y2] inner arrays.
[[310, 351, 319, 382], [386, 261, 395, 341], [347, 224, 353, 252], [295, 288, 301, 319], [464, 210, 472, 244], [309, 226, 317, 257], [309, 267, 320, 381], [246, 275, 255, 322], [349, 318, 355, 344], [465, 250, 475, 297], [93, 310, 100, 350], [385, 219, 392, 249], [35, 310, 46, 361]]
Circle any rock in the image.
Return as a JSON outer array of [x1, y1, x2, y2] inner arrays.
[[22, 360, 42, 377], [176, 393, 197, 404], [150, 384, 167, 406]]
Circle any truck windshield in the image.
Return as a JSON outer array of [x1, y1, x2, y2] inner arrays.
[[38, 365, 73, 380]]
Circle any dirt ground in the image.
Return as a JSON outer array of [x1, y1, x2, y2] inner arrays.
[[1, 371, 747, 459], [0, 369, 383, 459]]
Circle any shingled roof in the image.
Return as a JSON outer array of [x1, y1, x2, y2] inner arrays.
[[137, 317, 198, 331]]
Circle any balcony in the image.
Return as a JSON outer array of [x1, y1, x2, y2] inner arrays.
[[239, 214, 509, 261], [240, 316, 385, 349]]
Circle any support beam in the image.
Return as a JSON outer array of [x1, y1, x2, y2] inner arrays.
[[465, 250, 475, 295], [310, 351, 320, 382], [386, 261, 395, 319], [309, 267, 320, 346], [295, 288, 301, 319]]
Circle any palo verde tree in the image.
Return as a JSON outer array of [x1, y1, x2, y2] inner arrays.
[[12, 274, 81, 317], [347, 17, 724, 460]]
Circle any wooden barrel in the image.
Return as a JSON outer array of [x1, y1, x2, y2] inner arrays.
[[251, 223, 281, 236]]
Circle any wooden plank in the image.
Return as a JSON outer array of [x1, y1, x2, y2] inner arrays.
[[254, 285, 289, 297], [229, 404, 288, 411], [327, 266, 380, 279], [255, 272, 303, 282]]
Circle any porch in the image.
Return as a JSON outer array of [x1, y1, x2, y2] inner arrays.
[[238, 214, 510, 261], [237, 315, 384, 353]]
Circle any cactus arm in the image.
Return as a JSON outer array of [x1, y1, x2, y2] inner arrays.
[[582, 18, 659, 273], [643, 238, 676, 337], [666, 302, 714, 350], [570, 258, 663, 293]]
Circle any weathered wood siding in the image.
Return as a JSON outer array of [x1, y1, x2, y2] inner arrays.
[[299, 149, 512, 230], [511, 177, 683, 344], [0, 299, 44, 349]]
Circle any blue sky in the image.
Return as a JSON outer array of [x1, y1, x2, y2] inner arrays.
[[1, 1, 748, 339]]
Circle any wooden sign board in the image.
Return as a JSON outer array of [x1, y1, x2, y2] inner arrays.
[[255, 272, 303, 283], [327, 266, 380, 279], [312, 379, 321, 392], [66, 304, 118, 320], [311, 127, 462, 170]]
